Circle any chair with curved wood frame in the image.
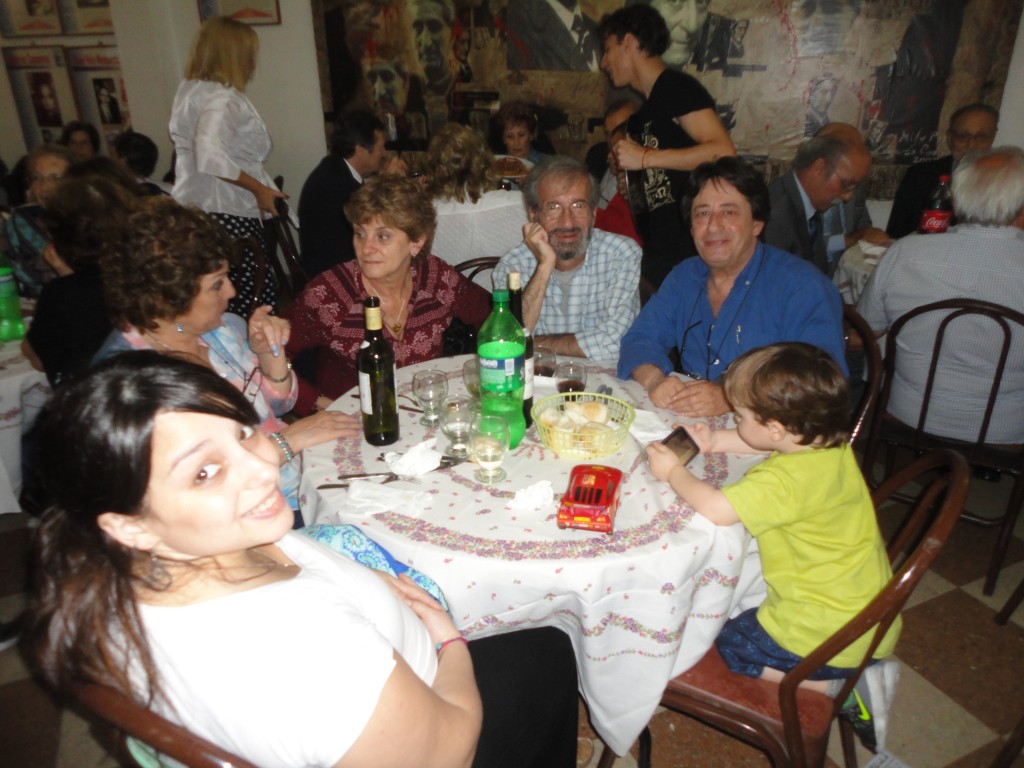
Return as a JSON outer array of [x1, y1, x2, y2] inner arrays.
[[77, 683, 258, 768], [453, 256, 499, 285], [843, 304, 882, 444], [859, 298, 1024, 595], [598, 449, 970, 768], [264, 199, 309, 304]]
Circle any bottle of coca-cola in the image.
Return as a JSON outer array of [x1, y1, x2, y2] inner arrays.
[[917, 175, 953, 234]]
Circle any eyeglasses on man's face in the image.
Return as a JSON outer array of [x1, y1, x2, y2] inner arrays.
[[539, 201, 591, 222]]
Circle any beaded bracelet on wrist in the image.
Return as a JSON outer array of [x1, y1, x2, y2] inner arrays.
[[269, 431, 295, 462], [260, 361, 293, 383]]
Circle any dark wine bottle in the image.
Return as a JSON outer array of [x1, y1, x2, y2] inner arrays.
[[507, 271, 534, 428], [357, 297, 399, 445]]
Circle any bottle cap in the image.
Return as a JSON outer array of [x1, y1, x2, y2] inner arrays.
[[493, 289, 509, 302]]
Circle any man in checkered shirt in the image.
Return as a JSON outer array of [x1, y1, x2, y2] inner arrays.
[[493, 156, 641, 365]]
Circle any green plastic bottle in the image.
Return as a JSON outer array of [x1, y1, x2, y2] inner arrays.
[[477, 289, 526, 449], [0, 267, 25, 342]]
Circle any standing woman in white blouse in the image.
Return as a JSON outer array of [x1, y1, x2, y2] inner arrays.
[[170, 16, 283, 317]]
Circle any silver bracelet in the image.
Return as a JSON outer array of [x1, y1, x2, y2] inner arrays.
[[269, 431, 295, 462], [260, 361, 293, 383]]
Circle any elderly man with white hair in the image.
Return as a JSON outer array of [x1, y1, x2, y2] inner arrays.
[[857, 146, 1024, 443]]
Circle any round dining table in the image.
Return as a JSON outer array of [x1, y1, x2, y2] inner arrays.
[[299, 354, 767, 755]]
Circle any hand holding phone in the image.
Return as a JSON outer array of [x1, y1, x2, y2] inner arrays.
[[660, 427, 700, 466]]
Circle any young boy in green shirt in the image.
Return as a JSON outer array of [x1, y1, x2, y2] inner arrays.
[[646, 342, 899, 751]]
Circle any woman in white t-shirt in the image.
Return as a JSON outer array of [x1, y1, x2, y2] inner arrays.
[[170, 16, 285, 317], [24, 352, 578, 768]]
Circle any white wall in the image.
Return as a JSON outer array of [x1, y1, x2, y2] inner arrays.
[[1, 0, 326, 191], [997, 17, 1024, 148]]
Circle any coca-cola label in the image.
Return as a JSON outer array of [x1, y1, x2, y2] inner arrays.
[[918, 210, 952, 234]]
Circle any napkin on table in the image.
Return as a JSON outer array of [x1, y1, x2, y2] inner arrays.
[[384, 438, 443, 476], [346, 481, 429, 517], [628, 408, 674, 446], [858, 240, 888, 265], [506, 480, 556, 510]]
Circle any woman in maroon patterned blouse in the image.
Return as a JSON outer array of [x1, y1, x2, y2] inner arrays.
[[286, 176, 492, 414]]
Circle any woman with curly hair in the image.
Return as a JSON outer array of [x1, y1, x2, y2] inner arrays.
[[95, 197, 358, 523], [425, 123, 527, 279], [286, 175, 492, 414], [495, 101, 547, 165]]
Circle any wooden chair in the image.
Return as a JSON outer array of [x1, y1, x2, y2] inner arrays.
[[843, 304, 882, 444], [264, 200, 309, 303], [77, 683, 258, 768], [453, 256, 499, 285], [598, 449, 970, 768], [860, 298, 1024, 595], [995, 571, 1024, 625]]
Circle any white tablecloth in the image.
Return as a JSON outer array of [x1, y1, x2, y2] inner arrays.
[[300, 355, 766, 754], [0, 341, 49, 513], [833, 242, 886, 305]]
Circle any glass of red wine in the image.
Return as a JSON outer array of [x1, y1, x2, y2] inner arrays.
[[555, 361, 587, 394], [534, 346, 557, 378]]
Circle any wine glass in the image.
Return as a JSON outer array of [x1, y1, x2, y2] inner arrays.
[[470, 415, 510, 484], [440, 395, 476, 458], [555, 361, 587, 394], [412, 369, 448, 426], [462, 358, 481, 402], [534, 346, 557, 378]]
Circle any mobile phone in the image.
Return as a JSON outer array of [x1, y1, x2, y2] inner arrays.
[[274, 196, 289, 217], [661, 427, 700, 466]]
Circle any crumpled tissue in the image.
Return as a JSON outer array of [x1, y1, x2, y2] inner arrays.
[[506, 480, 556, 510], [858, 240, 888, 265], [628, 408, 674, 445], [346, 481, 429, 517], [384, 438, 443, 476]]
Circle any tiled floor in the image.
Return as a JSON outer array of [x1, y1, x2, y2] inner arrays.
[[2, 465, 1022, 768]]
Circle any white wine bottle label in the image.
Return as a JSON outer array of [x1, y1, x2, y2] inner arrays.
[[358, 371, 372, 415], [523, 357, 534, 399]]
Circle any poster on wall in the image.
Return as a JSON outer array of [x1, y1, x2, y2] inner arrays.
[[67, 46, 129, 153], [2, 45, 78, 148], [56, 0, 114, 35], [0, 0, 63, 37], [197, 0, 281, 25]]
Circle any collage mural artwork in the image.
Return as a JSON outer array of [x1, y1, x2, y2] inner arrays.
[[322, 0, 1011, 165]]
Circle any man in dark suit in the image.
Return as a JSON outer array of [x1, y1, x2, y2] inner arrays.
[[885, 103, 999, 239], [764, 123, 890, 277], [298, 111, 390, 279], [506, 0, 600, 71]]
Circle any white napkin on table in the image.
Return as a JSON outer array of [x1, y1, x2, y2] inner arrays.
[[628, 408, 674, 445], [347, 481, 429, 517], [506, 480, 556, 510], [384, 438, 443, 476], [858, 240, 888, 265]]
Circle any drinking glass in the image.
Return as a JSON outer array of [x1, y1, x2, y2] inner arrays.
[[412, 369, 448, 426], [534, 346, 557, 378], [470, 415, 510, 484], [462, 358, 481, 401], [555, 361, 587, 394], [440, 395, 476, 458]]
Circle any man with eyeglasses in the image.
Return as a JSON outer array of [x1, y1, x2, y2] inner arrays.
[[886, 103, 999, 240], [2, 143, 71, 296], [764, 122, 890, 277], [618, 156, 846, 418], [492, 156, 641, 363]]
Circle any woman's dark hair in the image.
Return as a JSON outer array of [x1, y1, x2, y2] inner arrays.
[[59, 120, 101, 152], [331, 109, 385, 159], [596, 5, 670, 56], [723, 343, 850, 448], [102, 197, 236, 331], [112, 131, 159, 178], [682, 156, 771, 226], [496, 101, 538, 133], [40, 176, 140, 272], [64, 155, 142, 194], [24, 351, 259, 703], [344, 175, 436, 263]]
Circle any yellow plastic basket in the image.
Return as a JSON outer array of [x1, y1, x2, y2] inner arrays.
[[531, 392, 636, 458]]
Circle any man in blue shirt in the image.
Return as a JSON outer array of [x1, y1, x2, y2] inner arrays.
[[618, 156, 846, 417], [494, 156, 641, 364]]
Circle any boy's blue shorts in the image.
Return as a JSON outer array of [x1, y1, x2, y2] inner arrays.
[[716, 608, 861, 680]]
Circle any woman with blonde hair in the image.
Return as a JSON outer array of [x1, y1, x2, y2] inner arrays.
[[169, 16, 285, 316], [426, 123, 527, 281]]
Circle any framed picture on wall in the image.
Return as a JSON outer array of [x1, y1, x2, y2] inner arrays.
[[2, 45, 79, 148], [197, 0, 281, 26], [0, 0, 64, 37], [55, 0, 114, 35], [67, 45, 128, 153]]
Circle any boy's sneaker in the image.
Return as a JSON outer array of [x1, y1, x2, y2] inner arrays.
[[839, 659, 900, 752]]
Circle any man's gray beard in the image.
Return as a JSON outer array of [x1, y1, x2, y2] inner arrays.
[[554, 227, 591, 262]]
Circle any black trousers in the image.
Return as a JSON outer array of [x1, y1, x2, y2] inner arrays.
[[469, 627, 579, 768]]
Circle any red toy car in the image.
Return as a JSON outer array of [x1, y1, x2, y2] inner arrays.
[[557, 464, 624, 534]]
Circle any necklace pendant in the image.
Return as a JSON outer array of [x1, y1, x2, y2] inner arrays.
[[390, 322, 403, 334]]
